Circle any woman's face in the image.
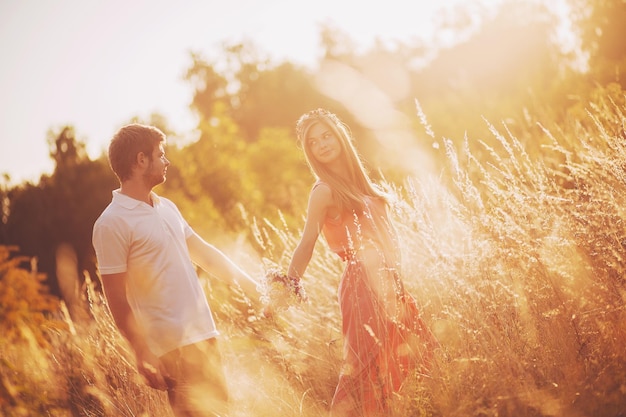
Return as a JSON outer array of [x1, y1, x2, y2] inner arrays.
[[306, 121, 342, 165]]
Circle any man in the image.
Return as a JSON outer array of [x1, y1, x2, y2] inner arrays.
[[92, 123, 261, 416]]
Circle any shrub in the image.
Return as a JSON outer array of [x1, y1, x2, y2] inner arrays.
[[0, 245, 65, 347]]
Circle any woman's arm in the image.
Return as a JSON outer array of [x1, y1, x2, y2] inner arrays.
[[287, 184, 334, 280]]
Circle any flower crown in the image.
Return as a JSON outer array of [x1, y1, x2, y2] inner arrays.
[[295, 108, 340, 141]]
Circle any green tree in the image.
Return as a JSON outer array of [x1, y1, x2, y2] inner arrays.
[[391, 0, 574, 174], [569, 0, 626, 62], [162, 104, 252, 232], [178, 40, 352, 233], [2, 127, 117, 297], [244, 127, 311, 223], [568, 0, 626, 87], [185, 40, 341, 141]]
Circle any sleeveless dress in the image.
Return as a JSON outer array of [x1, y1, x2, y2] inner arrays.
[[320, 186, 438, 416]]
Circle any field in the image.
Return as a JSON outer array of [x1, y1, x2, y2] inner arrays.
[[1, 90, 626, 416]]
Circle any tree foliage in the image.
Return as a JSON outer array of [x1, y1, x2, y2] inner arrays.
[[1, 127, 117, 296], [567, 0, 626, 88], [185, 41, 341, 141], [408, 2, 564, 146], [569, 0, 626, 63], [161, 104, 311, 235]]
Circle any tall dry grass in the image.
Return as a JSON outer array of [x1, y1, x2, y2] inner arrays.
[[1, 87, 625, 416]]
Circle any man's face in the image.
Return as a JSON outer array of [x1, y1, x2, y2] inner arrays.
[[144, 143, 170, 187]]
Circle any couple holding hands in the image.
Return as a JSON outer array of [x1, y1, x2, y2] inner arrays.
[[92, 109, 438, 417]]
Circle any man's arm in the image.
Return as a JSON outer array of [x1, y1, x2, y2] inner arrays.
[[186, 232, 262, 303], [100, 272, 168, 390]]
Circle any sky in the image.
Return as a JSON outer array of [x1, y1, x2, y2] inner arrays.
[[0, 0, 504, 185]]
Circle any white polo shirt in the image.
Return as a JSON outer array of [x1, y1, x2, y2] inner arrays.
[[92, 189, 219, 357]]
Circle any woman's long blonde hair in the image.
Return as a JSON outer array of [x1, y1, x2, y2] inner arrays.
[[296, 108, 387, 212]]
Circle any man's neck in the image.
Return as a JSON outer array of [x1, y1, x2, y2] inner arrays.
[[120, 180, 153, 206]]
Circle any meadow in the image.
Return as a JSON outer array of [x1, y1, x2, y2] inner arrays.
[[1, 87, 626, 416]]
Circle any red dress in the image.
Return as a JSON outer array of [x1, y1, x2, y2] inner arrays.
[[321, 190, 438, 416]]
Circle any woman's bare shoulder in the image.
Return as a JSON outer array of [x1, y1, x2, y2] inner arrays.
[[310, 181, 333, 201]]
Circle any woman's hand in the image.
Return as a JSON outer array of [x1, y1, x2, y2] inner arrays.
[[261, 268, 308, 312]]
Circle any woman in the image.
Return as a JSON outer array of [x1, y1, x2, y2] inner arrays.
[[286, 109, 438, 416]]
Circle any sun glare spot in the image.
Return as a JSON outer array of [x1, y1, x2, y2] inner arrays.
[[546, 0, 588, 72]]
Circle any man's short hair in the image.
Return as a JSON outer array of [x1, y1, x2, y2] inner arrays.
[[108, 124, 165, 182]]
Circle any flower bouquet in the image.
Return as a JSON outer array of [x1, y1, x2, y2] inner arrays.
[[261, 268, 307, 311]]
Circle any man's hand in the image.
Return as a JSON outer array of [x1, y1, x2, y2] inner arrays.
[[136, 348, 169, 391]]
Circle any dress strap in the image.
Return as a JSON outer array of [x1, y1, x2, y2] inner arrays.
[[312, 180, 330, 191]]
